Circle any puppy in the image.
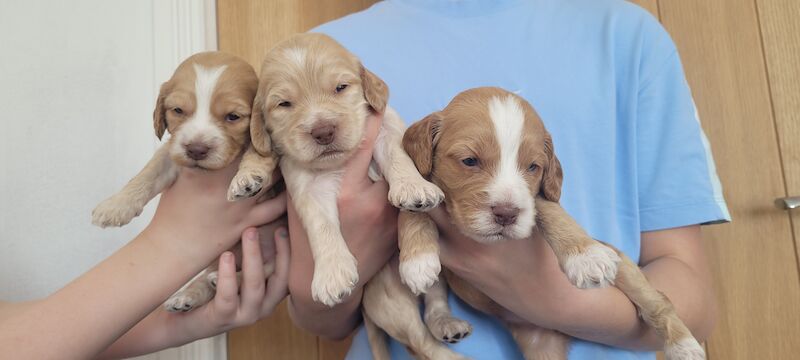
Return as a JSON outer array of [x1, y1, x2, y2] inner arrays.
[[228, 33, 444, 307], [363, 87, 705, 360], [91, 52, 280, 312]]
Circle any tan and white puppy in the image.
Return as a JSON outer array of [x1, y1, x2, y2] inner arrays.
[[91, 52, 278, 312], [230, 33, 444, 307], [363, 87, 705, 360]]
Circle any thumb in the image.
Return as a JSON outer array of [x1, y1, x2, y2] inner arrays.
[[342, 112, 382, 187]]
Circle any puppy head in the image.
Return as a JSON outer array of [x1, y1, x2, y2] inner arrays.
[[404, 87, 562, 244], [153, 52, 258, 170], [250, 33, 388, 170]]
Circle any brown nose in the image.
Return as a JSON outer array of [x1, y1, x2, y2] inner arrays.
[[492, 204, 520, 226], [186, 143, 210, 160], [311, 124, 336, 145]]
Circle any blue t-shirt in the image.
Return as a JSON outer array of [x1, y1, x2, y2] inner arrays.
[[314, 0, 730, 359]]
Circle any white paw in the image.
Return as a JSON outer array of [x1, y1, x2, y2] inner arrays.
[[91, 195, 142, 228], [164, 290, 205, 313], [399, 253, 441, 295], [665, 337, 705, 360], [311, 252, 359, 307], [227, 170, 269, 201], [426, 314, 473, 344], [563, 244, 621, 289], [388, 178, 444, 212], [206, 271, 219, 289]]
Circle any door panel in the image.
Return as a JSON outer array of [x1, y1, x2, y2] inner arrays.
[[659, 0, 800, 359]]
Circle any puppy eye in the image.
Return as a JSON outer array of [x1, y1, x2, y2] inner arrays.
[[225, 113, 240, 122], [172, 107, 183, 115], [335, 84, 348, 93], [278, 101, 292, 108], [462, 157, 479, 167], [528, 163, 539, 172]]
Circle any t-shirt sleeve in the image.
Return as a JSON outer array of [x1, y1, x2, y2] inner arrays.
[[635, 24, 731, 232]]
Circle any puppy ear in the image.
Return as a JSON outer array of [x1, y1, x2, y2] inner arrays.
[[153, 82, 169, 140], [541, 134, 563, 202], [403, 112, 442, 178], [249, 86, 274, 156], [360, 64, 388, 114]]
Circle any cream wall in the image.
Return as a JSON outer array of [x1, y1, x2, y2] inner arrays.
[[0, 0, 222, 358]]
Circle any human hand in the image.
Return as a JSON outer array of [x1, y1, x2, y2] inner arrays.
[[144, 157, 287, 264], [286, 113, 399, 338]]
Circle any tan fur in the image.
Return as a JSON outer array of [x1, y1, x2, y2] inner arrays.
[[365, 87, 703, 359], [91, 52, 281, 313], [232, 33, 444, 307]]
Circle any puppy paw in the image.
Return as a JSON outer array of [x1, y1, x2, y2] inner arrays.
[[388, 179, 444, 212], [399, 253, 441, 295], [228, 171, 269, 201], [311, 253, 359, 307], [563, 244, 621, 289], [426, 314, 473, 344], [91, 195, 142, 228], [665, 337, 705, 360], [164, 290, 206, 313]]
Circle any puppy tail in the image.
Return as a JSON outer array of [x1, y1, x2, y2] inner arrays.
[[364, 310, 391, 360]]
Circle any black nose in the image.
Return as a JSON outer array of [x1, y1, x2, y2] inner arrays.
[[492, 204, 520, 226], [311, 124, 336, 145], [186, 143, 210, 160]]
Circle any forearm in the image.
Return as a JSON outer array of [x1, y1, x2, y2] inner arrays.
[[95, 308, 176, 360], [287, 290, 362, 340], [0, 228, 219, 359]]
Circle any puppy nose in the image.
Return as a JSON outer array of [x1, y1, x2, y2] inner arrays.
[[185, 143, 210, 160], [492, 204, 520, 226], [311, 124, 336, 145]]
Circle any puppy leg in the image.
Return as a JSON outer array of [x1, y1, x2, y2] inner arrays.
[[374, 107, 444, 212], [228, 145, 279, 201], [613, 249, 705, 360], [164, 266, 217, 312], [423, 277, 472, 344], [92, 143, 178, 228], [506, 323, 569, 360], [363, 263, 467, 360], [399, 211, 441, 294], [534, 197, 620, 289]]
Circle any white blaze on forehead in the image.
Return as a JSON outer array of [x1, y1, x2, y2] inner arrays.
[[485, 95, 534, 237], [173, 64, 228, 158], [284, 47, 307, 67]]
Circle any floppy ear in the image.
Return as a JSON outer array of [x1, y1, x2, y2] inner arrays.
[[153, 82, 169, 140], [249, 85, 274, 156], [403, 112, 442, 178], [360, 64, 388, 114], [541, 134, 563, 202]]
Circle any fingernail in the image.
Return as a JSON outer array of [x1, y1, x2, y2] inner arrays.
[[244, 229, 257, 242], [223, 252, 233, 264]]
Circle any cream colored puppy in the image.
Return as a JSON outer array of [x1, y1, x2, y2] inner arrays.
[[230, 33, 444, 307], [91, 52, 279, 312]]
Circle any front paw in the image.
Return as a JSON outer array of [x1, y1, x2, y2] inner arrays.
[[665, 337, 705, 360], [389, 179, 444, 212], [311, 252, 359, 307], [228, 171, 269, 201], [563, 244, 621, 288], [91, 195, 142, 228], [399, 252, 441, 295]]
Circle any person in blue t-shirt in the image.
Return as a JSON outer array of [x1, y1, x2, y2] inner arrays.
[[284, 1, 730, 359]]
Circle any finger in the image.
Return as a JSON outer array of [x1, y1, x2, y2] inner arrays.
[[341, 113, 383, 187], [212, 252, 239, 318], [248, 191, 288, 225], [262, 226, 291, 315], [240, 228, 266, 318]]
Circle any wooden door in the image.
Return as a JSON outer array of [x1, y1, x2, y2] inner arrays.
[[218, 0, 800, 359]]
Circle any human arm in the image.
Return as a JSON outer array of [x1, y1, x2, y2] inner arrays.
[[286, 114, 399, 340], [432, 206, 715, 350], [96, 225, 291, 359], [0, 159, 287, 359]]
